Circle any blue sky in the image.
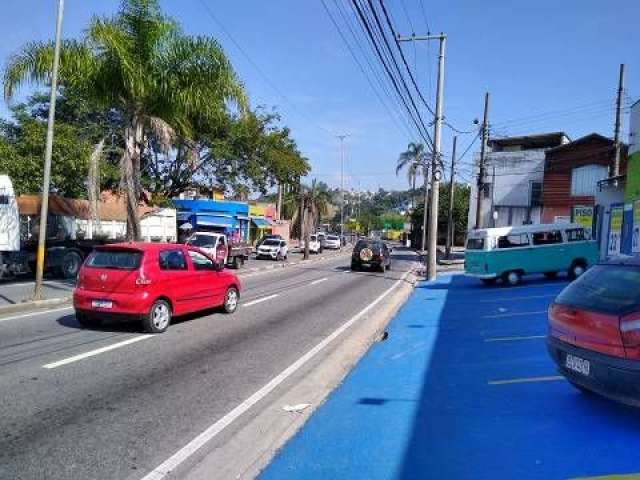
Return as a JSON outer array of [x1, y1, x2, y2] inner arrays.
[[1, 0, 638, 191]]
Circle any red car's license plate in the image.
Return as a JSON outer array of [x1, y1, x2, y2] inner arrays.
[[92, 300, 113, 309]]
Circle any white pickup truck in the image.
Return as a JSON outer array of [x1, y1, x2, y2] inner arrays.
[[185, 231, 251, 269]]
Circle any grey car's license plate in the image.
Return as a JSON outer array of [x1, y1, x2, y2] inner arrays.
[[565, 353, 590, 376]]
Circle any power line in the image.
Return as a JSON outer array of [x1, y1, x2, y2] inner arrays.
[[198, 0, 334, 136], [350, 0, 434, 148], [377, 0, 436, 117], [418, 0, 432, 33], [320, 0, 414, 139]]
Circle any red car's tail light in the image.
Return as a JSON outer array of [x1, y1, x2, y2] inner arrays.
[[620, 312, 640, 348]]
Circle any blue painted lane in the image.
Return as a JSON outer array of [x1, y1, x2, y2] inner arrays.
[[260, 274, 640, 480]]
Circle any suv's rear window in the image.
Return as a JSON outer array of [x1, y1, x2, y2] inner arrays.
[[87, 250, 142, 270], [555, 265, 640, 315]]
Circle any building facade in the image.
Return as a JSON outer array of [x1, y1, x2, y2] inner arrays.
[[467, 132, 568, 230], [542, 133, 623, 230]]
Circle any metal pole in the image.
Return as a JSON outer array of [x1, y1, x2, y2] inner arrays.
[[475, 92, 490, 229], [34, 0, 64, 301], [446, 135, 457, 259], [426, 34, 446, 281], [491, 165, 496, 227], [613, 63, 625, 177]]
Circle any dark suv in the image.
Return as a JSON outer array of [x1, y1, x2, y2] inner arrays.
[[351, 239, 391, 272]]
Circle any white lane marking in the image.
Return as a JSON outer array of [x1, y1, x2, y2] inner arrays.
[[0, 281, 74, 290], [480, 294, 556, 303], [43, 335, 152, 369], [242, 294, 279, 307], [0, 306, 73, 323], [488, 375, 564, 385], [484, 335, 546, 342], [140, 268, 413, 480], [310, 277, 328, 285], [482, 310, 547, 319]]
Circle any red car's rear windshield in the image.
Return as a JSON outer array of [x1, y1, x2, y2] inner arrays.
[[555, 264, 640, 315], [86, 249, 143, 270]]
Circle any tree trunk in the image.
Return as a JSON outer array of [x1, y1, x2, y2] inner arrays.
[[303, 202, 311, 260], [87, 138, 105, 238], [123, 117, 142, 240]]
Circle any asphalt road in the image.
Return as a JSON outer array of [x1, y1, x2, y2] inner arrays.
[[0, 248, 417, 480], [0, 249, 338, 306]]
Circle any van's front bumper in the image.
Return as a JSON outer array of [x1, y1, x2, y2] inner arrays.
[[547, 336, 640, 407]]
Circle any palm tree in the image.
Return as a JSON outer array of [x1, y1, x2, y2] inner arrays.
[[396, 142, 428, 210], [290, 180, 331, 259], [4, 0, 247, 239]]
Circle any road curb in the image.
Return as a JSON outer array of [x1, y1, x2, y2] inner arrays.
[[0, 296, 71, 316], [184, 266, 418, 480]]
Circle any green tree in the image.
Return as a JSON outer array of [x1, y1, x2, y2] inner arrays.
[[4, 0, 246, 239], [0, 108, 98, 197]]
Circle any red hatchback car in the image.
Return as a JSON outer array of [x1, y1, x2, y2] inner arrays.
[[548, 256, 640, 406], [74, 243, 241, 333]]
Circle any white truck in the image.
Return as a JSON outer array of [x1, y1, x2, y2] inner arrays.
[[185, 231, 252, 269], [0, 175, 177, 279]]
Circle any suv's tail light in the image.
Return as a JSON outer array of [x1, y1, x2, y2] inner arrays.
[[620, 312, 640, 348]]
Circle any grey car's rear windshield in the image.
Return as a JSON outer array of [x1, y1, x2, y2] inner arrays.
[[555, 264, 640, 315]]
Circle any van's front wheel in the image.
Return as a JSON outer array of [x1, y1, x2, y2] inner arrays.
[[503, 271, 522, 286]]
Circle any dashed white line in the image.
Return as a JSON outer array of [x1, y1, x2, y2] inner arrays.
[[139, 268, 413, 480], [0, 306, 73, 323], [43, 335, 153, 369], [310, 277, 328, 285], [488, 375, 564, 385], [242, 294, 279, 307], [482, 310, 547, 319], [484, 335, 546, 342]]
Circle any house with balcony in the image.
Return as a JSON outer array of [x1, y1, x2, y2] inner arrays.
[[467, 132, 569, 230]]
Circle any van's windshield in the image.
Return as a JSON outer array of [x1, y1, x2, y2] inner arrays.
[[187, 234, 216, 248], [466, 238, 485, 250]]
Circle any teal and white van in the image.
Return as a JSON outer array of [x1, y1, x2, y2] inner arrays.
[[465, 223, 600, 286]]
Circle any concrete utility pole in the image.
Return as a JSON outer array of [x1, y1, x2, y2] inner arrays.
[[337, 134, 349, 242], [425, 34, 446, 281], [398, 33, 446, 279], [474, 92, 490, 229], [445, 135, 457, 259], [613, 63, 625, 177], [421, 162, 429, 253], [34, 0, 64, 301]]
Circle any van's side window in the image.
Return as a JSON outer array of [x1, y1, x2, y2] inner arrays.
[[159, 250, 188, 270], [566, 228, 588, 242], [532, 230, 563, 245], [497, 234, 529, 249]]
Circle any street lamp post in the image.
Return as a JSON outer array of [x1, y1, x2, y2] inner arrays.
[[337, 134, 349, 243], [33, 0, 65, 300]]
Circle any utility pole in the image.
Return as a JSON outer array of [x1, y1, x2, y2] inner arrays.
[[420, 162, 429, 253], [613, 63, 625, 177], [445, 135, 457, 259], [398, 32, 447, 280], [34, 0, 64, 301], [276, 182, 283, 221], [337, 134, 349, 243], [475, 92, 490, 229]]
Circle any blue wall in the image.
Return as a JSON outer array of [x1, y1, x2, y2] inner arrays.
[[173, 199, 250, 240]]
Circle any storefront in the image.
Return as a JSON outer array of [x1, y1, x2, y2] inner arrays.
[[173, 199, 250, 242]]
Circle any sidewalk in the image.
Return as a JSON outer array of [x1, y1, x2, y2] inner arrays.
[[259, 274, 449, 480], [259, 273, 640, 480]]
